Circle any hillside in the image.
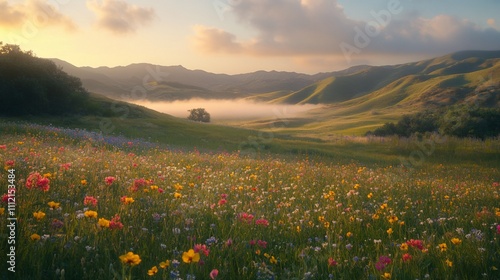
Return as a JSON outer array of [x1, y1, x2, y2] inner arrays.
[[272, 50, 500, 106], [238, 50, 500, 137]]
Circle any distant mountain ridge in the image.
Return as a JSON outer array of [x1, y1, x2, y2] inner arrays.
[[50, 58, 368, 101]]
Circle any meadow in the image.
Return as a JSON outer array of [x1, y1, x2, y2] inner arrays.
[[1, 123, 499, 280]]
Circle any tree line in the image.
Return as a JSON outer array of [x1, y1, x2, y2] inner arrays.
[[367, 105, 500, 139], [0, 43, 89, 116]]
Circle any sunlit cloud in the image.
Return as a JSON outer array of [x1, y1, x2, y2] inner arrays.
[[87, 0, 155, 34], [192, 25, 244, 54], [0, 0, 77, 31], [192, 0, 500, 60]]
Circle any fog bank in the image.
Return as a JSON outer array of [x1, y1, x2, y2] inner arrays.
[[130, 99, 320, 121]]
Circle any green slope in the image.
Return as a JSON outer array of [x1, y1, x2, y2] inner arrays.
[[243, 50, 500, 137]]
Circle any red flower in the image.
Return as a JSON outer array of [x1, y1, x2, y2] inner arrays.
[[194, 244, 210, 256], [84, 196, 98, 206], [406, 239, 424, 250], [255, 218, 269, 227], [109, 214, 123, 230], [402, 253, 412, 262], [105, 176, 116, 186], [328, 257, 337, 267], [26, 172, 50, 192]]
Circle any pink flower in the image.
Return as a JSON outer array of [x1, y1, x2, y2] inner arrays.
[[60, 163, 72, 171], [130, 178, 148, 192], [209, 269, 219, 280], [406, 239, 424, 250], [109, 214, 123, 230], [255, 218, 269, 227], [194, 244, 210, 256], [497, 225, 500, 234], [402, 253, 412, 262], [218, 199, 227, 206], [26, 172, 50, 192], [239, 212, 254, 223], [257, 240, 267, 248], [0, 145, 6, 150], [105, 176, 116, 186], [5, 160, 14, 167], [84, 196, 98, 206], [328, 257, 337, 267]]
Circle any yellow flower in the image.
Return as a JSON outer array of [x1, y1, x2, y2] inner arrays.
[[382, 272, 391, 279], [346, 232, 353, 238], [0, 208, 4, 215], [372, 214, 380, 220], [367, 192, 373, 199], [445, 259, 453, 267], [98, 218, 110, 228], [84, 210, 98, 218], [43, 173, 52, 178], [30, 233, 41, 241], [438, 243, 447, 252], [174, 192, 182, 199], [264, 253, 270, 258], [400, 243, 408, 251], [159, 260, 170, 269], [33, 211, 46, 220], [182, 249, 200, 263], [122, 197, 135, 204], [120, 252, 142, 266], [451, 238, 462, 245], [387, 228, 393, 235], [81, 179, 87, 185], [147, 266, 158, 276], [388, 215, 398, 224], [150, 185, 158, 190], [174, 183, 183, 190], [48, 201, 60, 209], [270, 256, 278, 264]]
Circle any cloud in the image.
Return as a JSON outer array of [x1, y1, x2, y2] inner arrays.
[[87, 0, 155, 34], [0, 0, 76, 31], [192, 0, 500, 61], [192, 25, 243, 53]]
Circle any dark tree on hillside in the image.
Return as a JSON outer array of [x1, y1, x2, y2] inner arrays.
[[187, 108, 210, 123], [0, 42, 89, 116]]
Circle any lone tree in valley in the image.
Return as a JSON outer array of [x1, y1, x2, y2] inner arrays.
[[187, 108, 210, 123]]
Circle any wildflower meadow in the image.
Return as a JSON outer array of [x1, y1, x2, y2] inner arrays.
[[1, 124, 499, 280]]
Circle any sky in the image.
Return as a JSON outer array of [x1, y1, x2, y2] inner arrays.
[[1, 0, 500, 74]]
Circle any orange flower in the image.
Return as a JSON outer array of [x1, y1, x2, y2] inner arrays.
[[48, 201, 60, 209], [84, 210, 98, 218], [30, 233, 41, 241], [147, 266, 158, 276], [182, 249, 200, 263], [33, 211, 46, 220], [119, 252, 141, 266], [451, 238, 462, 245], [98, 218, 110, 228]]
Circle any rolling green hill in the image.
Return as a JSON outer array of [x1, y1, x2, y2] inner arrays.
[[239, 50, 500, 137]]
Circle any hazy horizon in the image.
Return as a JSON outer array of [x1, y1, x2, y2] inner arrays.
[[130, 99, 322, 121]]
